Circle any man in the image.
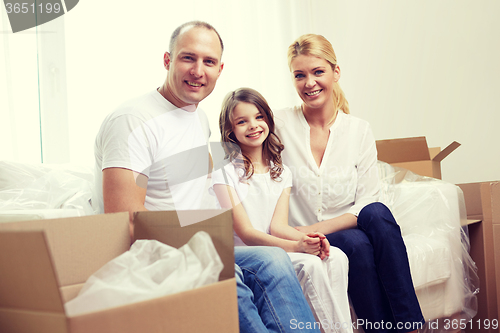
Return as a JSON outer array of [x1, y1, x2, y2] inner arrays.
[[93, 21, 319, 333]]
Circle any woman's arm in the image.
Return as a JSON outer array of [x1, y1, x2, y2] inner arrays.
[[212, 184, 321, 255], [295, 213, 358, 235]]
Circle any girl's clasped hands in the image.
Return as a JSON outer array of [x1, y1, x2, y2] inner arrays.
[[299, 232, 330, 260]]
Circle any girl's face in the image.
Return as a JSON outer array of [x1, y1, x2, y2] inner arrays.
[[290, 54, 340, 111], [231, 102, 269, 152]]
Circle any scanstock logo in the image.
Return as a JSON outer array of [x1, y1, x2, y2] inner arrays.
[[3, 0, 79, 33]]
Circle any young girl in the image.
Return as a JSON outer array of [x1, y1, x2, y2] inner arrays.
[[210, 87, 352, 333]]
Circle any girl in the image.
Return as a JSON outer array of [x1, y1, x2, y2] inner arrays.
[[274, 34, 425, 333], [210, 87, 353, 333]]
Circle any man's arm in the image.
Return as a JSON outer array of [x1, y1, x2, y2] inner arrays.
[[102, 167, 148, 238]]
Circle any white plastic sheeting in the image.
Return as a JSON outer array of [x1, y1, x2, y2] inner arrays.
[[0, 160, 95, 222], [64, 231, 223, 316]]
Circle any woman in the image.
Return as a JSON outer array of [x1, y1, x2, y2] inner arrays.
[[274, 34, 425, 333]]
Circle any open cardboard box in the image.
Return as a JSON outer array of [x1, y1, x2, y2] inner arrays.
[[376, 136, 461, 179], [0, 210, 238, 333]]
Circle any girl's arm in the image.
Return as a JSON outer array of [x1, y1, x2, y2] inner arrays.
[[270, 187, 330, 259], [270, 188, 318, 240], [212, 184, 321, 255]]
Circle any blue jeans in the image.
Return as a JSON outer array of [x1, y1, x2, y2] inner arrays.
[[326, 203, 425, 333], [235, 246, 320, 333]]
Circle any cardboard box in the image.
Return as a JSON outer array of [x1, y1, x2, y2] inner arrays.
[[457, 181, 500, 333], [0, 210, 238, 333], [376, 136, 460, 179]]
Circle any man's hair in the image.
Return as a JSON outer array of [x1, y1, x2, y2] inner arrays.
[[169, 21, 224, 55]]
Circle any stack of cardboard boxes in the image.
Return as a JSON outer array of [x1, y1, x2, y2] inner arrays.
[[458, 181, 500, 333]]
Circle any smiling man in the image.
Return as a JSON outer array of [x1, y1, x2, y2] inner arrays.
[[93, 21, 319, 333]]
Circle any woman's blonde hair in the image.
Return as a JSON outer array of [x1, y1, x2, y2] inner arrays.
[[219, 88, 284, 182], [287, 34, 350, 115]]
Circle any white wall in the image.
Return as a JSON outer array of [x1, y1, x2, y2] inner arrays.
[[3, 0, 499, 184], [311, 0, 500, 184], [61, 0, 310, 166]]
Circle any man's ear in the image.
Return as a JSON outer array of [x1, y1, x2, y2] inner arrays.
[[164, 52, 171, 70], [333, 64, 341, 82], [218, 62, 224, 77]]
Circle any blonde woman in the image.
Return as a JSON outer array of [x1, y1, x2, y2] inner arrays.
[[274, 34, 425, 333]]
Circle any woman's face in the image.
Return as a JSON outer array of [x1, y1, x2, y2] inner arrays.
[[290, 54, 340, 111]]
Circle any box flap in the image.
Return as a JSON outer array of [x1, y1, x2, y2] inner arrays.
[[0, 213, 130, 288], [428, 147, 441, 160], [432, 141, 461, 162], [376, 136, 431, 163], [67, 278, 238, 333], [0, 308, 68, 333], [0, 231, 64, 313], [133, 210, 235, 281], [457, 182, 483, 220]]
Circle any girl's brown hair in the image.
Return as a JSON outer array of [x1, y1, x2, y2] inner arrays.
[[219, 88, 284, 182], [288, 34, 350, 115]]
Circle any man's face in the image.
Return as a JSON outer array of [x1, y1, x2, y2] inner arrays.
[[164, 27, 224, 108]]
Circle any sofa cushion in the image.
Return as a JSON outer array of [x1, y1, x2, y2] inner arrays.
[[404, 234, 451, 290]]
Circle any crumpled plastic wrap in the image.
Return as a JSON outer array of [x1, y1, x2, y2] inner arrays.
[[377, 161, 479, 332], [64, 231, 223, 316], [0, 160, 96, 221]]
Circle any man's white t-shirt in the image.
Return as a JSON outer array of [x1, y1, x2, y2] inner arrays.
[[210, 162, 293, 246], [93, 89, 211, 213]]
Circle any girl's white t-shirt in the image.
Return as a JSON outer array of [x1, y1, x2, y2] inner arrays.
[[209, 162, 293, 246]]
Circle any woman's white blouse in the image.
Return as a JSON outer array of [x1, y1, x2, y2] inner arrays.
[[274, 106, 380, 227]]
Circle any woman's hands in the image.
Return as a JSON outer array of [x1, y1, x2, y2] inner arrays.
[[296, 232, 330, 260]]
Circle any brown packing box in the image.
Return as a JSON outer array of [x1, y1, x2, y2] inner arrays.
[[0, 210, 238, 333], [457, 181, 500, 333], [376, 136, 461, 179]]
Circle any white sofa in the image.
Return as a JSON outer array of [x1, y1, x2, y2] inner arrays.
[[0, 160, 478, 330], [0, 161, 95, 223], [377, 162, 478, 328]]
